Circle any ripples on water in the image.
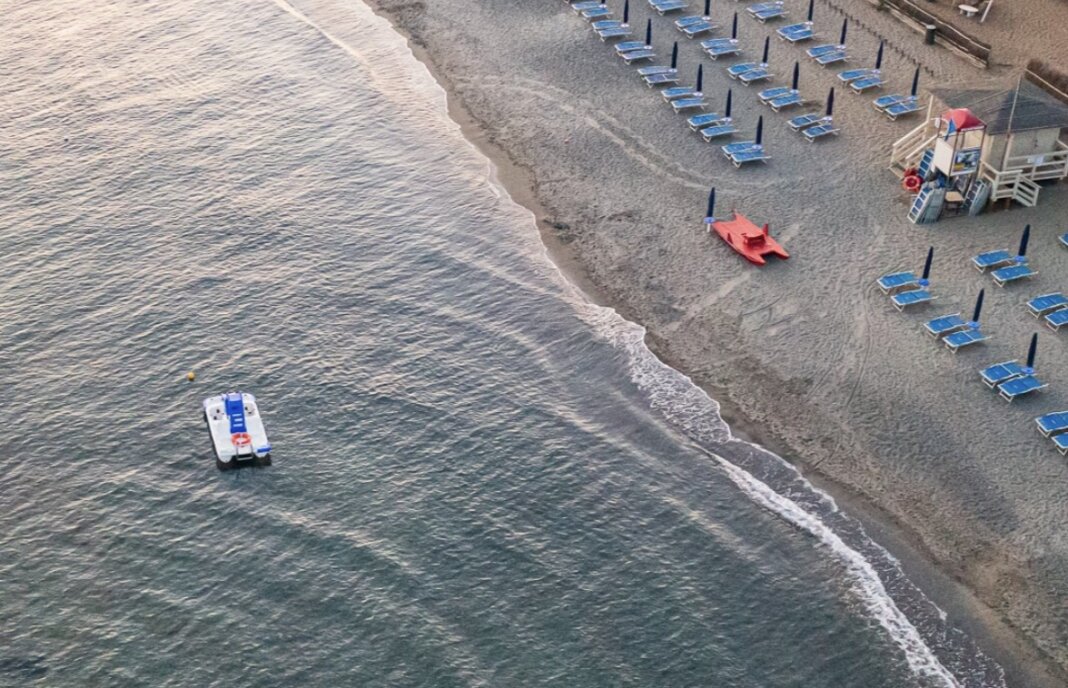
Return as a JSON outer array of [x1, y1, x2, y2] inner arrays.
[[0, 1, 1004, 686]]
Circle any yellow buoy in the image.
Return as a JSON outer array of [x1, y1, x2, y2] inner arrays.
[[186, 371, 196, 382]]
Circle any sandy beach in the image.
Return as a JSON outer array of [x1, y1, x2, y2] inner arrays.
[[365, 0, 1068, 683]]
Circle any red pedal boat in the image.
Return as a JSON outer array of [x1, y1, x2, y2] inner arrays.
[[703, 188, 789, 265]]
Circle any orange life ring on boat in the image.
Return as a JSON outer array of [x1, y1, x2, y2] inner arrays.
[[903, 174, 922, 192], [231, 432, 252, 447]]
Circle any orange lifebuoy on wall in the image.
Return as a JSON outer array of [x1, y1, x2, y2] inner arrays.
[[903, 174, 922, 192], [231, 432, 252, 447]]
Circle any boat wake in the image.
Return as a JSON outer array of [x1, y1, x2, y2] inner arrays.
[[581, 303, 1006, 688]]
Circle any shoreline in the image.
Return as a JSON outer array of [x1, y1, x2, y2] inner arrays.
[[364, 1, 1068, 685]]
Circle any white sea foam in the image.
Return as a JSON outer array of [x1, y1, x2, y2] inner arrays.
[[584, 303, 971, 688]]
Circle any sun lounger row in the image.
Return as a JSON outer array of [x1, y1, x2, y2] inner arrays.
[[1036, 411, 1068, 454], [1027, 293, 1068, 332]]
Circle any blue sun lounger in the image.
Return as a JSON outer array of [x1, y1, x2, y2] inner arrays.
[[689, 112, 723, 129], [701, 122, 737, 140], [758, 85, 792, 102], [780, 25, 814, 42], [806, 43, 840, 58], [802, 122, 838, 140], [672, 97, 707, 112], [746, 1, 782, 13], [621, 49, 657, 64], [738, 68, 772, 85], [837, 67, 874, 82], [598, 25, 633, 39], [788, 112, 826, 130], [616, 39, 650, 53], [877, 271, 917, 293], [998, 375, 1047, 402], [680, 20, 717, 36], [1035, 411, 1068, 436], [815, 49, 847, 66], [638, 63, 674, 77], [645, 71, 680, 86], [1061, 233, 1068, 249], [722, 140, 759, 156], [573, 1, 605, 12], [873, 94, 908, 111], [925, 313, 966, 338], [980, 360, 1028, 388], [1026, 293, 1068, 317], [676, 15, 708, 27], [728, 61, 764, 77], [753, 5, 786, 22], [992, 264, 1035, 287], [1054, 433, 1068, 455], [972, 249, 1013, 272], [707, 42, 742, 58], [591, 17, 625, 30], [770, 93, 804, 111], [850, 74, 883, 92], [944, 327, 988, 352], [1046, 309, 1068, 331], [652, 0, 688, 14], [886, 99, 921, 120], [892, 288, 932, 310], [730, 148, 769, 167], [583, 6, 614, 19], [663, 84, 697, 100]]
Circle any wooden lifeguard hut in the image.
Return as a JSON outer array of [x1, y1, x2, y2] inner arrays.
[[890, 77, 1068, 217]]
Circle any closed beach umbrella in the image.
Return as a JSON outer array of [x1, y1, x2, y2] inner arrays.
[[761, 36, 769, 64], [725, 88, 733, 118], [790, 61, 799, 91], [1018, 224, 1031, 257], [838, 19, 848, 46], [875, 40, 884, 70], [755, 115, 764, 145], [920, 246, 933, 284], [971, 289, 985, 325], [825, 86, 835, 116], [731, 12, 738, 39], [696, 64, 704, 94], [910, 66, 920, 96], [706, 187, 716, 221], [671, 41, 679, 69], [806, 0, 814, 22], [703, 0, 711, 17], [644, 18, 653, 47], [1026, 333, 1038, 370], [623, 0, 630, 25]]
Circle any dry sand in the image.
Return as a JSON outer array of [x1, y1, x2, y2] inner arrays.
[[365, 0, 1068, 682]]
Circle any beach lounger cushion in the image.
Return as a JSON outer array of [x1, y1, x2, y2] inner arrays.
[[770, 93, 803, 110], [1053, 433, 1068, 455]]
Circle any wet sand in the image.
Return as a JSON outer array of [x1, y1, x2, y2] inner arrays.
[[365, 0, 1068, 683]]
